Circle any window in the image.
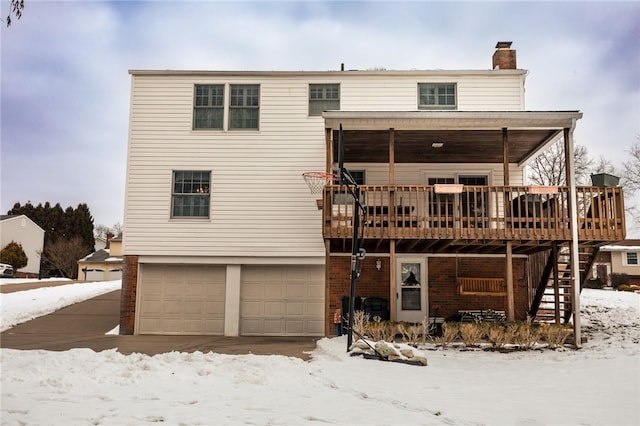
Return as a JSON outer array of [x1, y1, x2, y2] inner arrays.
[[172, 171, 210, 218], [626, 252, 639, 266], [309, 84, 340, 116], [229, 84, 259, 129], [418, 83, 457, 110], [194, 85, 224, 129]]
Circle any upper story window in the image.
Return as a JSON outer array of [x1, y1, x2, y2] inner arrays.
[[172, 171, 210, 218], [418, 83, 457, 110], [194, 85, 224, 129], [229, 84, 259, 129], [626, 252, 638, 266], [309, 84, 340, 116]]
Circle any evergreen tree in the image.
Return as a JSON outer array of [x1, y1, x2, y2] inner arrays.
[[0, 241, 28, 270]]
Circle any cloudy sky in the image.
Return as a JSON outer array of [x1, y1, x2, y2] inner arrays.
[[1, 0, 639, 235]]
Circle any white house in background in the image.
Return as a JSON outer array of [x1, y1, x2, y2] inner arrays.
[[78, 235, 124, 281], [0, 214, 45, 277], [592, 240, 640, 286], [120, 42, 625, 340]]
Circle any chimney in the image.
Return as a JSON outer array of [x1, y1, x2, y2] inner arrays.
[[492, 41, 516, 70]]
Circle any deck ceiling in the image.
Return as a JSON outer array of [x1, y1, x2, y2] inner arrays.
[[324, 111, 582, 164]]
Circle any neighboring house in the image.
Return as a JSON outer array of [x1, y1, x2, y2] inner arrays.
[[0, 214, 45, 277], [94, 236, 107, 252], [78, 235, 124, 281], [121, 42, 626, 343], [591, 240, 640, 286]]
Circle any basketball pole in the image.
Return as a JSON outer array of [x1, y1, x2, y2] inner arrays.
[[338, 124, 366, 351]]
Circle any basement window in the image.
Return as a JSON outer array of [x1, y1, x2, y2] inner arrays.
[[458, 277, 506, 296]]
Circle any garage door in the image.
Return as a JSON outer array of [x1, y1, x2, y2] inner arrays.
[[85, 269, 105, 281], [240, 265, 324, 336], [137, 264, 225, 335]]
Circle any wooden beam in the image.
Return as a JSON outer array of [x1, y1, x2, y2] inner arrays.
[[325, 127, 332, 174], [389, 128, 395, 185], [502, 128, 510, 186], [505, 240, 515, 319], [389, 240, 396, 321]]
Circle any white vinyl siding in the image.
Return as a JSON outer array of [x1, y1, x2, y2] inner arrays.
[[124, 71, 526, 257]]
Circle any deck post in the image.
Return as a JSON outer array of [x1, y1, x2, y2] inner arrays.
[[389, 241, 396, 321], [564, 126, 582, 347], [505, 241, 515, 319]]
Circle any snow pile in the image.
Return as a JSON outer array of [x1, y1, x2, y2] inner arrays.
[[1, 285, 638, 425]]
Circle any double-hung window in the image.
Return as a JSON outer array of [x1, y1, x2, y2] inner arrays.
[[229, 84, 259, 129], [626, 252, 639, 266], [418, 83, 457, 110], [193, 85, 224, 129], [309, 84, 340, 116], [172, 171, 211, 218]]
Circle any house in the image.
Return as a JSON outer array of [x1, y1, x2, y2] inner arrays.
[[0, 214, 45, 278], [591, 240, 640, 286], [77, 235, 124, 281], [120, 42, 625, 344]]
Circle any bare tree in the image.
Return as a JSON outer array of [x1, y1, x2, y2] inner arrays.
[[40, 237, 88, 278], [3, 0, 24, 27], [527, 140, 593, 185], [622, 137, 640, 195]]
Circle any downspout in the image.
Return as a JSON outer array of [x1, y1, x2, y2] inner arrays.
[[564, 124, 582, 348]]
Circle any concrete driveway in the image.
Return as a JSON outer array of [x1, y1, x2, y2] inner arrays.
[[1, 283, 318, 360]]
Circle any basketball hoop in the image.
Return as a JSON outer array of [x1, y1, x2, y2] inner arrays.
[[302, 171, 337, 194]]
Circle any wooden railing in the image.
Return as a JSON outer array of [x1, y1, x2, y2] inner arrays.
[[323, 185, 625, 242]]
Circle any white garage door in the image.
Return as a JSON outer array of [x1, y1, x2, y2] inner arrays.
[[137, 264, 226, 335], [240, 265, 324, 336], [85, 269, 105, 281]]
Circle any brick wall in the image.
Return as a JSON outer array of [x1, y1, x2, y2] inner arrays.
[[428, 257, 529, 320], [119, 255, 138, 335], [325, 255, 530, 334], [327, 256, 390, 335]]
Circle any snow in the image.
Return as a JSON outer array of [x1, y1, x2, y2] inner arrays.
[[1, 282, 639, 426]]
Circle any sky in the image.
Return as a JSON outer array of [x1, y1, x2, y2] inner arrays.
[[1, 278, 639, 425], [1, 1, 639, 234]]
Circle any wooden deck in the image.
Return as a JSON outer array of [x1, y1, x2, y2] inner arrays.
[[323, 185, 625, 253]]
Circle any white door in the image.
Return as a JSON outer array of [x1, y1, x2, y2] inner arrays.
[[396, 258, 427, 323], [240, 265, 324, 336]]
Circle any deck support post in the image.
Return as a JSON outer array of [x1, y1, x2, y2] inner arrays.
[[564, 126, 582, 347], [505, 240, 515, 319]]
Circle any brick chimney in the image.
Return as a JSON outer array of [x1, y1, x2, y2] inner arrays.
[[492, 41, 516, 69]]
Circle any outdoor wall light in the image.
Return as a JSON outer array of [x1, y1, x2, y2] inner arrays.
[[376, 258, 382, 271], [431, 142, 444, 148]]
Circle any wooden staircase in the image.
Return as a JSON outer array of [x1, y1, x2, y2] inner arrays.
[[529, 243, 599, 323]]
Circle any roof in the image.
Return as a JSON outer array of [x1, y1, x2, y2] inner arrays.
[[0, 214, 45, 232], [600, 240, 640, 251], [323, 110, 582, 165], [79, 249, 123, 263], [129, 69, 528, 77]]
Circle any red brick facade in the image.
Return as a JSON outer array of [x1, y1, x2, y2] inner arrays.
[[326, 254, 529, 335], [119, 255, 138, 335]]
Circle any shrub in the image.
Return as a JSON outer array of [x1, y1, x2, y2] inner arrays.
[[433, 322, 459, 348], [0, 240, 28, 270], [541, 324, 573, 348], [486, 323, 509, 348], [610, 273, 630, 289], [459, 323, 486, 347], [511, 320, 543, 349], [616, 284, 640, 292]]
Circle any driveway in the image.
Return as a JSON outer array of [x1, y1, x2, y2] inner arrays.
[[1, 283, 318, 360]]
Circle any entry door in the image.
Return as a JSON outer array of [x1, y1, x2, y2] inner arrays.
[[396, 258, 427, 323]]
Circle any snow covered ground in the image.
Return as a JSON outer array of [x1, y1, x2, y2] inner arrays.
[[1, 280, 638, 425]]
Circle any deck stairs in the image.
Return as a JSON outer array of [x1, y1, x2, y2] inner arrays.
[[530, 243, 598, 324]]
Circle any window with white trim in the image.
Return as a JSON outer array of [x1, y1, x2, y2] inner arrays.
[[229, 84, 259, 129], [625, 251, 638, 266], [309, 84, 340, 116], [172, 171, 210, 218], [193, 85, 224, 129], [418, 83, 457, 110]]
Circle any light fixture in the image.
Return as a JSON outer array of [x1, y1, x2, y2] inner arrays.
[[376, 258, 382, 271], [431, 142, 444, 149]]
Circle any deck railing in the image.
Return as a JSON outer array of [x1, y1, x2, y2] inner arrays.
[[323, 185, 625, 241]]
